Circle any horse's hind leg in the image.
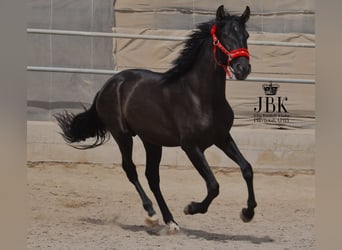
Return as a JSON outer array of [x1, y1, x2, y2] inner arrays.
[[113, 133, 158, 225], [216, 134, 257, 222], [143, 141, 179, 232]]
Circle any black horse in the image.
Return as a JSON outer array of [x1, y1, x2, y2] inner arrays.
[[55, 5, 257, 232]]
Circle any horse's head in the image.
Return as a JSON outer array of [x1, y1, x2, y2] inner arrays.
[[213, 5, 251, 80]]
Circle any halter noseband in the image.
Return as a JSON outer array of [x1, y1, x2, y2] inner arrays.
[[210, 24, 250, 78]]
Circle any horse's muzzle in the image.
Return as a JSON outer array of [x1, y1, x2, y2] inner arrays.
[[231, 58, 251, 80]]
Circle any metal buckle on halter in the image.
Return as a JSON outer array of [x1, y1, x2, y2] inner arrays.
[[228, 54, 233, 61]]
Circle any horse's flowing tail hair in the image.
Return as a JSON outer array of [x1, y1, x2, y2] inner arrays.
[[54, 93, 109, 149]]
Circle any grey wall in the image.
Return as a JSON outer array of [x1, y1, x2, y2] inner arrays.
[[27, 1, 315, 121], [27, 0, 114, 121]]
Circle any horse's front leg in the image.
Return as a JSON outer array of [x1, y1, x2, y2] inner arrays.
[[216, 134, 257, 222], [182, 146, 219, 215]]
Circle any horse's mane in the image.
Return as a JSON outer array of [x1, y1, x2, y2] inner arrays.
[[161, 11, 243, 84], [161, 21, 214, 83]]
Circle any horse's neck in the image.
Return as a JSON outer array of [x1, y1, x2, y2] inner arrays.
[[186, 40, 227, 102]]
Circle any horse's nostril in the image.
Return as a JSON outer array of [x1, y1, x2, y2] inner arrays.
[[235, 63, 251, 74], [236, 64, 243, 73]]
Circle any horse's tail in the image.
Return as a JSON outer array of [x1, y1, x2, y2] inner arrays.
[[54, 92, 109, 149]]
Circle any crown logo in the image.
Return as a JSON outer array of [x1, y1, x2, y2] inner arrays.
[[262, 82, 279, 95]]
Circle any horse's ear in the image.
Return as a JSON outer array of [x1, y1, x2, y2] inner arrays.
[[241, 6, 250, 23], [216, 5, 226, 21]]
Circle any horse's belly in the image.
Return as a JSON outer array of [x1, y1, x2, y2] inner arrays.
[[127, 117, 180, 146], [125, 103, 181, 147]]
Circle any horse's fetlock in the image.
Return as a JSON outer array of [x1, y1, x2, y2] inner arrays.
[[248, 200, 257, 209], [209, 182, 220, 197], [143, 200, 153, 211]]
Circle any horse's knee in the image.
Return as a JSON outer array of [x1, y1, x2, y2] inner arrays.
[[242, 164, 253, 180]]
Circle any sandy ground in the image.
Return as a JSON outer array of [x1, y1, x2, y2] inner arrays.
[[27, 162, 314, 250]]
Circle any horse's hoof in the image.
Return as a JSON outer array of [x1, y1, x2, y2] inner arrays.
[[184, 201, 206, 215], [184, 205, 190, 215], [183, 203, 196, 215], [167, 221, 180, 234], [240, 208, 254, 223], [145, 214, 159, 227]]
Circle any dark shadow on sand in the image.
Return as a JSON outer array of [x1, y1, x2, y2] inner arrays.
[[79, 216, 274, 244], [181, 227, 274, 244], [117, 222, 274, 244]]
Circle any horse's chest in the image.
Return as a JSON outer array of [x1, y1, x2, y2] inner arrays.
[[200, 102, 233, 127], [188, 107, 232, 135]]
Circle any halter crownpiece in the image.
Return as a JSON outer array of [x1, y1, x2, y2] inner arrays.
[[210, 24, 250, 78]]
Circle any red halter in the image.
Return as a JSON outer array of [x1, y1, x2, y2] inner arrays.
[[210, 24, 250, 78]]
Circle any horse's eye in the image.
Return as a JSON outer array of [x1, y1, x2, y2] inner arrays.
[[233, 25, 239, 32]]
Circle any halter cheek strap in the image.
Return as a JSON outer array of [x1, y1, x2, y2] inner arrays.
[[210, 24, 250, 78]]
